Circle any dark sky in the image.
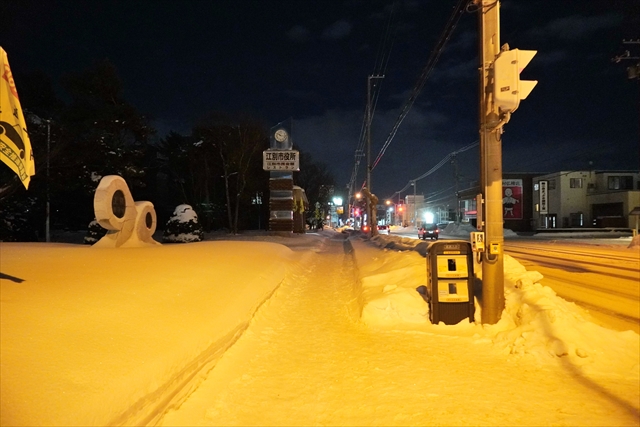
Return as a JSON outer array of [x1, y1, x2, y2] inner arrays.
[[3, 0, 639, 202]]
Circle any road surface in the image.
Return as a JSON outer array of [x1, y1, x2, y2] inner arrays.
[[503, 240, 639, 334]]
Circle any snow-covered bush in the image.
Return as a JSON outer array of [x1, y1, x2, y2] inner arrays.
[[162, 204, 204, 243], [84, 219, 108, 245]]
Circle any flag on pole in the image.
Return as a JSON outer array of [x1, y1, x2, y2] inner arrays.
[[0, 47, 35, 189]]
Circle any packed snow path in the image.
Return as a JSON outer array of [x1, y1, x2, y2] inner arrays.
[[159, 235, 639, 426]]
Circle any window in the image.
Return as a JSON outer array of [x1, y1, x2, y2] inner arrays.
[[570, 178, 583, 188], [548, 179, 556, 190], [608, 176, 634, 190]]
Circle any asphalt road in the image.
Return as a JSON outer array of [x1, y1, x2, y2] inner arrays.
[[503, 240, 639, 334]]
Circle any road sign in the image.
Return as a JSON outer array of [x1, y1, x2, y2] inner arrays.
[[539, 180, 548, 214], [263, 150, 300, 171]]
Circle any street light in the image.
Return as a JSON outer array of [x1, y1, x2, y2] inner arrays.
[[332, 197, 343, 227]]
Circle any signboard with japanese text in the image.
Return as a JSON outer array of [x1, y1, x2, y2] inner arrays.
[[1, 47, 35, 189], [539, 180, 548, 214], [502, 179, 523, 220], [263, 150, 299, 171]]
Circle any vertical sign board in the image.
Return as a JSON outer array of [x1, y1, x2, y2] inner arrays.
[[539, 180, 548, 214], [502, 179, 523, 220], [267, 122, 295, 232]]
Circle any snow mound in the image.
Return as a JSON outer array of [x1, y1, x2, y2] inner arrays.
[[360, 259, 430, 327], [350, 237, 639, 376]]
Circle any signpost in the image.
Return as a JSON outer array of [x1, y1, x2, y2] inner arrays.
[[265, 121, 297, 232]]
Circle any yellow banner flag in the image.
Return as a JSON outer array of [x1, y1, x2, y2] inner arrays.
[[0, 47, 35, 189]]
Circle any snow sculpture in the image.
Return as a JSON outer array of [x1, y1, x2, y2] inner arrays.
[[92, 175, 160, 248]]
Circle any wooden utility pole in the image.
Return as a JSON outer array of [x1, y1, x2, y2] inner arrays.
[[477, 0, 505, 323], [366, 75, 384, 237]]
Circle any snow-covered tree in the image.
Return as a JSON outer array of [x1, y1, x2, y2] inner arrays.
[[84, 219, 107, 245], [162, 204, 204, 243], [55, 59, 154, 227]]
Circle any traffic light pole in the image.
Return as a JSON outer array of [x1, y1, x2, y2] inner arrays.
[[477, 0, 505, 324]]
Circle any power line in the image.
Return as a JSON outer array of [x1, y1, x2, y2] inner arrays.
[[385, 139, 478, 200], [348, 4, 398, 196], [371, 0, 468, 171]]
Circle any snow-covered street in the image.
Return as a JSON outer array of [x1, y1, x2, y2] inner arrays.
[[1, 230, 639, 426]]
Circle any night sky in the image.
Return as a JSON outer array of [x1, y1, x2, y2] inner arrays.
[[3, 0, 639, 202]]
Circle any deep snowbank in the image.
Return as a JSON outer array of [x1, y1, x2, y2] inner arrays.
[[0, 241, 294, 426], [350, 232, 639, 379]]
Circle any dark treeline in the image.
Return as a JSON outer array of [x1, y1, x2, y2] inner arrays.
[[0, 59, 335, 241]]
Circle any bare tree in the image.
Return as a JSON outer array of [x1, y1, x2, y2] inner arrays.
[[193, 113, 268, 234]]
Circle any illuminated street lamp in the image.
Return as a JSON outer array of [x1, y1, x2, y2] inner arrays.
[[397, 204, 404, 226], [332, 197, 343, 227]]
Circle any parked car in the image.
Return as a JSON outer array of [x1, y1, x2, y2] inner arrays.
[[418, 223, 439, 240], [377, 224, 390, 234]]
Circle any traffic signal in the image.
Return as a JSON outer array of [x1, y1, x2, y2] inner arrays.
[[493, 49, 537, 113]]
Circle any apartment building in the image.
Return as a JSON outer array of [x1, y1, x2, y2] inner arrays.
[[532, 170, 640, 229]]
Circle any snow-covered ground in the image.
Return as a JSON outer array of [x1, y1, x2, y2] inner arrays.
[[1, 229, 638, 426]]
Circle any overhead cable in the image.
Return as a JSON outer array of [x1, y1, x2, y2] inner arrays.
[[385, 139, 478, 200], [371, 0, 468, 171], [348, 4, 398, 194]]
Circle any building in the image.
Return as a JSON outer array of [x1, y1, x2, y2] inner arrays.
[[457, 173, 539, 232], [404, 194, 424, 226], [532, 170, 640, 229]]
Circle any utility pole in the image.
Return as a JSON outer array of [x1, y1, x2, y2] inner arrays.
[[412, 180, 417, 225], [45, 119, 51, 243], [451, 153, 460, 222], [477, 0, 504, 324], [366, 74, 384, 236], [476, 0, 537, 324]]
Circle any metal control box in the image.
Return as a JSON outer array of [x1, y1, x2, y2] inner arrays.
[[426, 240, 475, 325]]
